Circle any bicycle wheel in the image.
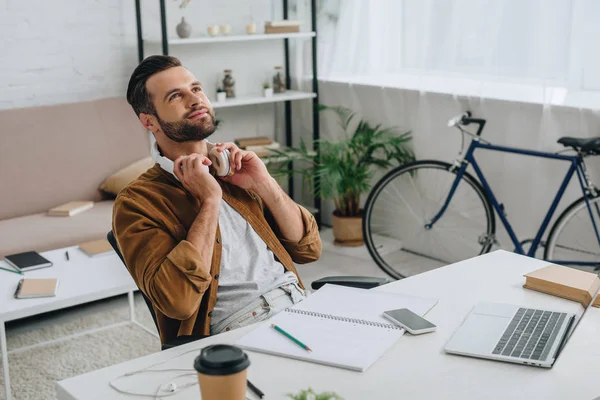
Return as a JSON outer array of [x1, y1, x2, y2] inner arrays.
[[544, 194, 600, 269], [363, 160, 496, 279]]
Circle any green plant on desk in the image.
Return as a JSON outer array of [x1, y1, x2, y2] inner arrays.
[[287, 387, 344, 400]]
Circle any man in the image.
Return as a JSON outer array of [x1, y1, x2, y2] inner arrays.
[[114, 55, 322, 345]]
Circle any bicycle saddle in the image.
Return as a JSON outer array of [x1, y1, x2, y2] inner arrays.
[[557, 136, 600, 155]]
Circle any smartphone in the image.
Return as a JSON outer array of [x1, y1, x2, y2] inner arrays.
[[382, 308, 436, 335]]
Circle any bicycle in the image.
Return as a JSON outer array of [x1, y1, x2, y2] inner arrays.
[[363, 111, 600, 280]]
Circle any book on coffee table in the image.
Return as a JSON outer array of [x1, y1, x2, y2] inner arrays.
[[14, 278, 59, 299], [4, 251, 53, 272], [79, 239, 114, 258], [524, 265, 600, 307], [48, 201, 94, 217]]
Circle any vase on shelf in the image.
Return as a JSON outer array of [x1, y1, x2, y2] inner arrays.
[[263, 85, 273, 97], [207, 25, 220, 37], [273, 66, 286, 93], [176, 17, 191, 39], [246, 23, 257, 34], [222, 70, 236, 98], [220, 24, 232, 35]]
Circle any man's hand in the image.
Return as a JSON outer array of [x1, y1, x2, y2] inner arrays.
[[213, 142, 272, 192], [174, 154, 222, 203]]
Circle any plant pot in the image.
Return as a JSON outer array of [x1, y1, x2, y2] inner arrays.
[[331, 211, 364, 247], [216, 92, 227, 102], [263, 87, 273, 97]]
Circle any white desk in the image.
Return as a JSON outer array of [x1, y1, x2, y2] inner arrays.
[[56, 251, 599, 400], [0, 246, 158, 400]]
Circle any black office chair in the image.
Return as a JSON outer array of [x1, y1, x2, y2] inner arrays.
[[107, 230, 389, 351]]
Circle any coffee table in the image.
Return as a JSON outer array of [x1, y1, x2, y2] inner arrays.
[[0, 245, 158, 400]]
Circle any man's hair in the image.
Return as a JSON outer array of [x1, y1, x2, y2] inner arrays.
[[126, 55, 182, 116]]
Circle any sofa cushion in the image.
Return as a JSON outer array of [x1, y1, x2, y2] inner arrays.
[[0, 97, 149, 220], [99, 156, 155, 197], [0, 200, 114, 258]]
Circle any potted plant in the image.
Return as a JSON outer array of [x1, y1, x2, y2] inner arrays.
[[263, 82, 273, 97], [268, 105, 414, 246], [287, 388, 344, 400], [216, 87, 227, 103]]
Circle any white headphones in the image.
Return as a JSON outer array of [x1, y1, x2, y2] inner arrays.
[[151, 139, 232, 178]]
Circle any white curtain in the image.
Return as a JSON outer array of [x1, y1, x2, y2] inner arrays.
[[319, 0, 600, 93]]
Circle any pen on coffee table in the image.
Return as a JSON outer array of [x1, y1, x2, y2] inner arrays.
[[65, 251, 69, 261], [271, 324, 312, 352], [0, 266, 22, 275], [247, 379, 264, 399]]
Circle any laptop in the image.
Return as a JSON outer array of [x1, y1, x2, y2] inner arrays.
[[444, 302, 578, 368]]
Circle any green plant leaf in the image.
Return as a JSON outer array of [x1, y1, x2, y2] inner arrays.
[[266, 104, 415, 217]]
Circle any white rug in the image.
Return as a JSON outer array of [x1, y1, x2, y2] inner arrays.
[[0, 294, 160, 400]]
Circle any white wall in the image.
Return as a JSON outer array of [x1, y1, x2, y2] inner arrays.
[[0, 0, 138, 109], [0, 0, 300, 144]]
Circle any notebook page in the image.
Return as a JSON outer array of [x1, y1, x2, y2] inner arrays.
[[294, 284, 438, 325], [236, 310, 403, 371], [236, 285, 438, 371]]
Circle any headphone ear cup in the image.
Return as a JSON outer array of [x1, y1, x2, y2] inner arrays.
[[209, 148, 232, 176]]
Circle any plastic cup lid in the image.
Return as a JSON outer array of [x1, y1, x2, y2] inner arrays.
[[194, 344, 250, 376]]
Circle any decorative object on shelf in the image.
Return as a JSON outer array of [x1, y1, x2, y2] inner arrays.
[[220, 24, 232, 35], [287, 388, 344, 400], [176, 17, 192, 38], [216, 87, 226, 103], [207, 25, 220, 36], [273, 66, 286, 93], [222, 70, 236, 98], [268, 105, 415, 246], [246, 23, 257, 34], [263, 82, 273, 98], [265, 20, 301, 34]]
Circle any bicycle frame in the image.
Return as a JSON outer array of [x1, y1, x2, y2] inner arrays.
[[428, 138, 600, 266]]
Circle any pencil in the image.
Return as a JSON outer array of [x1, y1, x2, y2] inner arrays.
[[0, 266, 22, 275], [271, 324, 312, 352]]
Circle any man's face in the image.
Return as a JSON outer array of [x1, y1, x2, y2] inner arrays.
[[145, 66, 216, 142]]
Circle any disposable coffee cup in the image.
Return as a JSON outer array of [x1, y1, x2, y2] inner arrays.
[[194, 344, 250, 400]]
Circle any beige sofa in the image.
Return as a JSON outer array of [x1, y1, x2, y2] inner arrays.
[[0, 97, 150, 258]]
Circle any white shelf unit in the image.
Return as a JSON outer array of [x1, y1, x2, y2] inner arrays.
[[135, 0, 321, 222], [145, 32, 316, 46], [212, 90, 316, 109]]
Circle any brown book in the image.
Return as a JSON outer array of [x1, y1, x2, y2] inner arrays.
[[14, 278, 59, 299], [48, 201, 94, 217], [265, 25, 300, 34], [523, 265, 600, 307], [234, 136, 273, 148], [593, 296, 600, 308], [79, 239, 114, 257]]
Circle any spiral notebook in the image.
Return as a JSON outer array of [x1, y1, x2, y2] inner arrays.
[[236, 284, 438, 371]]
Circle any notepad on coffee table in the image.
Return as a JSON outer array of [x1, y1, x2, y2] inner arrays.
[[524, 265, 600, 307], [236, 284, 438, 372], [79, 239, 114, 257], [14, 278, 59, 299], [4, 251, 53, 272]]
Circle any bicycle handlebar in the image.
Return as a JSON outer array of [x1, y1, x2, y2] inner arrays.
[[447, 111, 487, 136]]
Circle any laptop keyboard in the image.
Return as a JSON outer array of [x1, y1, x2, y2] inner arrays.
[[491, 308, 568, 361]]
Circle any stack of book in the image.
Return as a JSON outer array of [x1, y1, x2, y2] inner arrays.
[[235, 137, 280, 158], [264, 20, 301, 34]]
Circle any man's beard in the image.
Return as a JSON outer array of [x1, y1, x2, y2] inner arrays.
[[157, 109, 217, 143]]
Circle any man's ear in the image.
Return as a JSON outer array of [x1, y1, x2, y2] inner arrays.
[[139, 113, 159, 133]]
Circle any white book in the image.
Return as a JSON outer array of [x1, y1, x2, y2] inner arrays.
[[236, 284, 438, 372], [48, 201, 94, 217]]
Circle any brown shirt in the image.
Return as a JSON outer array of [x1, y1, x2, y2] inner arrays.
[[112, 164, 322, 344]]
